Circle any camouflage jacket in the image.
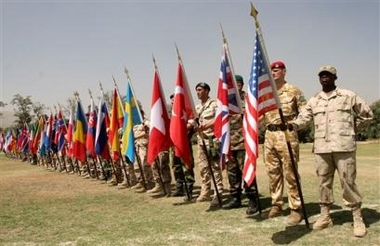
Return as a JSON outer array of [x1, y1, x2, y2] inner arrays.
[[262, 82, 306, 126], [292, 88, 373, 153]]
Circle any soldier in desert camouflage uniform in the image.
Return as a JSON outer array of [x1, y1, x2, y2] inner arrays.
[[262, 61, 306, 225], [291, 65, 373, 237], [222, 75, 259, 215], [130, 115, 154, 192], [194, 82, 224, 203]]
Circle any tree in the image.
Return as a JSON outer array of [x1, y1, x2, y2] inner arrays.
[[10, 94, 34, 127], [357, 99, 380, 140]]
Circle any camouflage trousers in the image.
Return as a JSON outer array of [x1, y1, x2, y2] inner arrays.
[[197, 144, 223, 196], [226, 149, 256, 198], [172, 155, 195, 190], [315, 152, 362, 208], [151, 151, 172, 183], [132, 146, 153, 184], [264, 130, 301, 210]]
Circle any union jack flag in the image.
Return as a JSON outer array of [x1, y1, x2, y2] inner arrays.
[[214, 44, 241, 168], [243, 33, 277, 186]]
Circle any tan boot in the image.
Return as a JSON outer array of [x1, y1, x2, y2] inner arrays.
[[312, 205, 333, 230], [196, 192, 211, 202], [147, 183, 163, 194], [286, 209, 303, 225], [352, 208, 366, 237], [268, 205, 282, 218]]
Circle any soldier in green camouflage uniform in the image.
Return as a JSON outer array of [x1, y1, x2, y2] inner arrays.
[[223, 75, 259, 215], [169, 94, 196, 198], [291, 66, 373, 237], [262, 61, 306, 224], [194, 82, 223, 203]]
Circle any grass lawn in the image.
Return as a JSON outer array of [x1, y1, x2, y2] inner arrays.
[[0, 141, 379, 245]]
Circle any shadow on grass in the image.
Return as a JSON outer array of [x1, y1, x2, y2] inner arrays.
[[271, 225, 312, 244]]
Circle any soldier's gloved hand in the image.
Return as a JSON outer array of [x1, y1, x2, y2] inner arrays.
[[279, 123, 287, 131], [288, 124, 294, 131]]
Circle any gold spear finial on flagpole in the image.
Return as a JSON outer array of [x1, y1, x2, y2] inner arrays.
[[152, 54, 158, 70], [88, 89, 93, 100], [220, 23, 227, 44], [250, 2, 260, 29], [99, 81, 104, 97], [174, 42, 182, 62], [123, 67, 132, 82], [74, 91, 80, 101]]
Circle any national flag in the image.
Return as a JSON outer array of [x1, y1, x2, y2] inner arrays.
[[44, 112, 53, 151], [214, 44, 241, 166], [108, 88, 122, 161], [121, 81, 143, 163], [243, 34, 277, 186], [32, 116, 45, 154], [55, 110, 67, 152], [65, 110, 74, 157], [19, 123, 30, 153], [39, 119, 47, 157], [86, 97, 97, 158], [95, 98, 110, 160], [147, 67, 172, 164], [169, 62, 196, 168], [73, 100, 88, 162]]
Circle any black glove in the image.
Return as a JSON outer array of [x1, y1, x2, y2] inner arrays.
[[288, 124, 294, 131]]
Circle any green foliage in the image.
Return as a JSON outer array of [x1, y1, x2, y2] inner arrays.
[[357, 100, 380, 140], [10, 94, 34, 128]]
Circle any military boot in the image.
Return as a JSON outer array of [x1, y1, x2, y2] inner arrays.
[[352, 207, 366, 237], [223, 195, 242, 210], [147, 182, 163, 194], [107, 175, 118, 186], [246, 197, 259, 215], [312, 205, 333, 230], [164, 182, 172, 197], [268, 205, 283, 218], [172, 181, 184, 197], [286, 209, 303, 225]]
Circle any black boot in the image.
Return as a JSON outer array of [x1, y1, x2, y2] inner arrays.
[[246, 197, 259, 215], [223, 196, 242, 210], [172, 181, 184, 197]]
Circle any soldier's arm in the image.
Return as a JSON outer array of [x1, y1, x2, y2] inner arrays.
[[353, 95, 374, 131]]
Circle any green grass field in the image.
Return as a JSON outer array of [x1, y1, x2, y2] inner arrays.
[[0, 141, 379, 245]]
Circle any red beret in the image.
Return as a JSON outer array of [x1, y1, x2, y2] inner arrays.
[[270, 60, 286, 69]]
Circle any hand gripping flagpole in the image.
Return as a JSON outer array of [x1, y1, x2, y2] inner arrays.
[[250, 2, 309, 227]]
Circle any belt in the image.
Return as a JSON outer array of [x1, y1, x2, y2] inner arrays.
[[267, 124, 283, 131]]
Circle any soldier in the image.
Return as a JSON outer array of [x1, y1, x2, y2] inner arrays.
[[222, 75, 259, 215], [130, 112, 154, 192], [194, 82, 224, 203], [169, 94, 196, 199], [261, 61, 306, 225], [290, 65, 373, 237]]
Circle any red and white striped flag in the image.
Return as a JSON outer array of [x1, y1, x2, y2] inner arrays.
[[243, 33, 278, 186]]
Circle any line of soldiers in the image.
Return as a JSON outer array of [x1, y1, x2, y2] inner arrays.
[[3, 62, 374, 238]]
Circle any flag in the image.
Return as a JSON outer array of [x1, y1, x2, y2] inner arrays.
[[20, 123, 30, 153], [55, 110, 67, 152], [243, 34, 277, 186], [66, 110, 74, 157], [109, 88, 122, 161], [95, 98, 110, 160], [147, 68, 172, 164], [32, 116, 45, 154], [214, 44, 241, 162], [170, 62, 195, 168], [44, 112, 53, 151], [73, 100, 88, 162], [121, 81, 143, 163], [86, 97, 97, 158]]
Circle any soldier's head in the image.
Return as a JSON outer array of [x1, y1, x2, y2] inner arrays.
[[318, 65, 337, 92], [270, 60, 286, 83], [195, 82, 210, 101], [235, 75, 244, 91]]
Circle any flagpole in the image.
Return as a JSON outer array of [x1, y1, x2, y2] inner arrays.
[[250, 2, 309, 227], [220, 24, 243, 114]]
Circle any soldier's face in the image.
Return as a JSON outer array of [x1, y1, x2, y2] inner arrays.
[[271, 68, 286, 81], [319, 72, 336, 87], [196, 87, 208, 100]]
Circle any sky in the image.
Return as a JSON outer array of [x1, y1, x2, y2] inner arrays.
[[1, 0, 379, 118]]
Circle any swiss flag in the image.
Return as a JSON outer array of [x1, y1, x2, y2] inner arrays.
[[147, 69, 172, 164], [169, 63, 195, 168]]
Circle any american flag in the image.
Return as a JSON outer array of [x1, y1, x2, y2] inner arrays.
[[243, 34, 277, 186], [214, 44, 241, 167]]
